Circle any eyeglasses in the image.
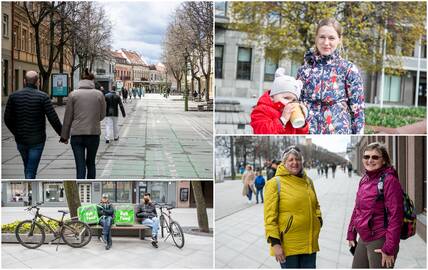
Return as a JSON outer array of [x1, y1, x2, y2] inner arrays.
[[363, 155, 381, 160]]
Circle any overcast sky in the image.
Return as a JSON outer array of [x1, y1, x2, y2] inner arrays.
[[307, 135, 351, 153], [101, 1, 181, 64]]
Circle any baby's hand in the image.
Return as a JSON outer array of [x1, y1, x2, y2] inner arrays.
[[299, 102, 308, 119], [281, 103, 295, 125]]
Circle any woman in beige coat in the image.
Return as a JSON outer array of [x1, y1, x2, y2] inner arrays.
[[242, 165, 256, 204]]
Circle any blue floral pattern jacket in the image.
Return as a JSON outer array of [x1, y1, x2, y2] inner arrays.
[[297, 48, 365, 134]]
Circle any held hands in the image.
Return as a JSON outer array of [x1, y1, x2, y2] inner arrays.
[[374, 249, 395, 268], [59, 137, 68, 144], [273, 244, 286, 263]]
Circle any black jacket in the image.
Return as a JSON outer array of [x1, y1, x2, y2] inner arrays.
[[136, 202, 157, 219], [97, 202, 115, 217], [266, 167, 277, 180], [105, 92, 126, 117], [4, 86, 62, 145]]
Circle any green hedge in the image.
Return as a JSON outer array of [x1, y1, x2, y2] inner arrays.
[[2, 218, 65, 233], [365, 107, 426, 128]]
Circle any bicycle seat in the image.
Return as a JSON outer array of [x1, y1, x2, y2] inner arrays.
[[58, 210, 69, 214]]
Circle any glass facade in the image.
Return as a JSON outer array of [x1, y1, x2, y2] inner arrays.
[[43, 183, 65, 203], [101, 182, 132, 203]]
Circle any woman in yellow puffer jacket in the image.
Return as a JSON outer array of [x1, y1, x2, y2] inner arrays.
[[264, 146, 322, 268]]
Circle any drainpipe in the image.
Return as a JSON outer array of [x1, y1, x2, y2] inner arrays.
[[414, 37, 422, 107]]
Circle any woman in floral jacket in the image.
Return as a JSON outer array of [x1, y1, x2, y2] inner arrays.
[[297, 18, 365, 134]]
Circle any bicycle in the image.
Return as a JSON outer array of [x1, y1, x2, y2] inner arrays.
[[156, 203, 185, 249], [15, 202, 92, 250]]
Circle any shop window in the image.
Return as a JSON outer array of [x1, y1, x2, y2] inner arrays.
[[102, 182, 131, 203], [237, 47, 252, 80], [44, 183, 65, 203], [10, 182, 27, 202], [383, 75, 401, 102]]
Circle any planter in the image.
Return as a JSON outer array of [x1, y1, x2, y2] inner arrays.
[[2, 233, 80, 244]]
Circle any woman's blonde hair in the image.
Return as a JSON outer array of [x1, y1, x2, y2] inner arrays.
[[315, 18, 343, 38], [364, 142, 391, 167]]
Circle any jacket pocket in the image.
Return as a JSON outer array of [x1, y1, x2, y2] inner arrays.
[[282, 215, 294, 235]]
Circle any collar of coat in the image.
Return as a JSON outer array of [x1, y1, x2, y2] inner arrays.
[[304, 47, 341, 66], [77, 79, 95, 89], [275, 164, 306, 179]]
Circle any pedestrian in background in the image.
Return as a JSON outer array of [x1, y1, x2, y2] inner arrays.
[[264, 146, 322, 268], [137, 87, 142, 99], [104, 86, 126, 143], [254, 169, 266, 204], [4, 71, 62, 179], [267, 160, 280, 180], [331, 163, 337, 178], [60, 68, 106, 179], [242, 165, 256, 204], [324, 163, 329, 178], [132, 88, 137, 99], [347, 162, 353, 178], [347, 142, 404, 268], [97, 193, 114, 250], [122, 87, 128, 103]]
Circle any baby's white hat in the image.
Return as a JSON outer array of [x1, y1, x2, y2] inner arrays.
[[270, 68, 303, 98]]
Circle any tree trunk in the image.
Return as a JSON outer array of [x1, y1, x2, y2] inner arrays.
[[191, 181, 209, 233], [63, 181, 81, 218], [196, 77, 202, 102], [58, 8, 65, 106], [184, 57, 189, 111], [230, 136, 236, 179]]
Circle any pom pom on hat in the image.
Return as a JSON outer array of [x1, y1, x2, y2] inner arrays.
[[270, 68, 303, 98]]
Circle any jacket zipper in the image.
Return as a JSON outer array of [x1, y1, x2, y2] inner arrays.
[[307, 181, 313, 252]]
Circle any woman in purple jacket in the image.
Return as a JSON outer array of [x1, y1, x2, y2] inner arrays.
[[347, 142, 404, 268]]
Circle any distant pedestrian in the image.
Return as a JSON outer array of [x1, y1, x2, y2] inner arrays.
[[132, 88, 137, 99], [142, 87, 145, 97], [264, 146, 322, 268], [104, 86, 126, 143], [347, 162, 353, 178], [60, 69, 106, 179], [97, 193, 114, 250], [331, 163, 337, 178], [347, 142, 404, 268], [254, 169, 265, 204], [324, 164, 329, 178], [267, 160, 280, 180], [137, 87, 142, 99], [122, 88, 128, 103], [4, 71, 62, 179], [316, 164, 321, 176], [193, 90, 198, 100], [242, 165, 256, 204]]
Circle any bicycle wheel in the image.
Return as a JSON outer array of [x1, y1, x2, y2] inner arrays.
[[169, 221, 184, 249], [61, 220, 92, 248], [15, 220, 45, 249], [159, 215, 165, 238]]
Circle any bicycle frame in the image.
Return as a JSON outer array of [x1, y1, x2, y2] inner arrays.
[[30, 210, 65, 236]]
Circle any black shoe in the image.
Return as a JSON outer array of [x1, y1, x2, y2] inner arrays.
[[106, 140, 109, 144], [114, 137, 119, 141], [151, 240, 158, 248], [106, 244, 111, 250]]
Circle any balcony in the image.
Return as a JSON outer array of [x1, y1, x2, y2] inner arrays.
[[120, 76, 131, 81]]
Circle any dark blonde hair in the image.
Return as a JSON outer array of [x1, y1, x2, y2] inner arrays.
[[364, 142, 391, 167], [316, 18, 343, 38]]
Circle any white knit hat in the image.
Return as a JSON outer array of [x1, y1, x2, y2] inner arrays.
[[270, 68, 303, 98]]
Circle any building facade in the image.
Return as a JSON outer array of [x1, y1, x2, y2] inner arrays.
[[352, 136, 426, 241], [93, 55, 115, 91], [2, 181, 214, 209], [112, 50, 132, 90]]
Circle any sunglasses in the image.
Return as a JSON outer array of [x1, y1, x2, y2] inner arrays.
[[363, 155, 381, 160]]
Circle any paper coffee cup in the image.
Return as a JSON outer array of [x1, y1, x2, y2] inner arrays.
[[290, 103, 305, 128]]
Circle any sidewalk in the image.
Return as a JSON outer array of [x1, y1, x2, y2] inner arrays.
[[215, 169, 426, 268], [2, 207, 213, 268], [2, 94, 213, 179]]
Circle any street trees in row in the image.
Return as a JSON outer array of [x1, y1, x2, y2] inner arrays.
[[162, 1, 213, 110]]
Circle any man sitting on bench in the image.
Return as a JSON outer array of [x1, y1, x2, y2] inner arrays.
[[97, 193, 114, 250], [137, 193, 159, 248]]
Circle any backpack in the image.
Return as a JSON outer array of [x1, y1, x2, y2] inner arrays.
[[376, 173, 416, 240], [255, 176, 265, 188]]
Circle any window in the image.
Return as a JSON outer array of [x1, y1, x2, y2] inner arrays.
[[43, 183, 65, 203], [237, 47, 252, 80], [3, 14, 9, 38], [96, 68, 106, 75], [215, 2, 227, 16], [22, 28, 27, 52], [3, 60, 8, 96], [102, 182, 131, 203], [383, 75, 401, 102], [264, 56, 278, 82], [13, 24, 19, 50], [215, 45, 224, 79], [10, 182, 28, 202]]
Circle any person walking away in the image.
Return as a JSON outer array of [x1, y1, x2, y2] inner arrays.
[[254, 169, 266, 203], [347, 162, 353, 178], [97, 193, 114, 250], [4, 71, 62, 179], [137, 87, 142, 99], [60, 69, 106, 179], [331, 163, 337, 178], [242, 165, 256, 204], [324, 164, 329, 178], [267, 160, 281, 180], [122, 88, 128, 103], [137, 193, 160, 248], [104, 86, 126, 143], [347, 142, 404, 268]]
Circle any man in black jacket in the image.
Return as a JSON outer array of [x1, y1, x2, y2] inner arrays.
[[137, 193, 159, 248], [104, 86, 126, 143], [266, 160, 280, 180], [4, 71, 62, 179], [97, 193, 115, 250]]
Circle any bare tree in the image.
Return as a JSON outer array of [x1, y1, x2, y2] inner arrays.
[[191, 181, 209, 233], [63, 181, 81, 218]]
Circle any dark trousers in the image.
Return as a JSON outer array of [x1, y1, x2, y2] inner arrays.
[[71, 135, 100, 179], [246, 187, 253, 201], [17, 142, 45, 179], [256, 187, 264, 203], [352, 237, 398, 268], [99, 216, 113, 245], [280, 253, 316, 268]]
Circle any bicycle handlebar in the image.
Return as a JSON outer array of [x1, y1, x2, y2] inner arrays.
[[26, 202, 43, 211]]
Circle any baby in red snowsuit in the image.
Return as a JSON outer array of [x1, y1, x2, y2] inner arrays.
[[250, 68, 309, 134]]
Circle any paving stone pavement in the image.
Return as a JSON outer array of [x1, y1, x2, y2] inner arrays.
[[2, 94, 213, 179], [215, 169, 427, 268]]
